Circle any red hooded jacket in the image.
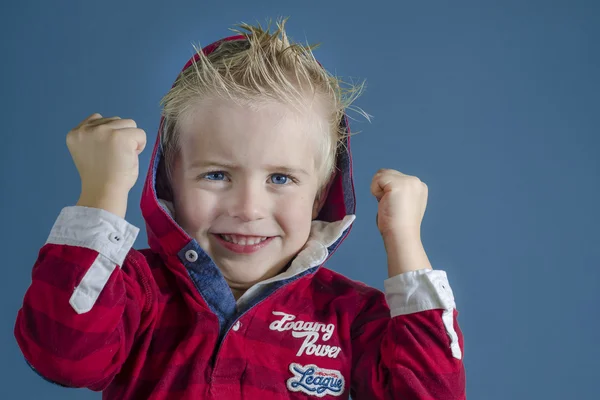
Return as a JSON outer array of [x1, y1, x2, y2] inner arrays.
[[15, 35, 466, 399]]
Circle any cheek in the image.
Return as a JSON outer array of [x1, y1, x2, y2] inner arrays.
[[174, 188, 219, 231], [275, 192, 316, 232]]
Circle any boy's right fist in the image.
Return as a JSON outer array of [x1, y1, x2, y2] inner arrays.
[[68, 113, 147, 217]]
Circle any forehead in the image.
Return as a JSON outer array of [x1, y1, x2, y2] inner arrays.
[[178, 98, 327, 168]]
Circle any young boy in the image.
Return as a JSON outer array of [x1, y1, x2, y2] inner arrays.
[[15, 21, 465, 399]]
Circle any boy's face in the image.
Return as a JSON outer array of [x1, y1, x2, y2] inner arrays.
[[171, 97, 324, 296]]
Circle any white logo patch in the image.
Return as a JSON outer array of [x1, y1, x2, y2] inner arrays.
[[269, 311, 342, 358], [287, 363, 345, 397]]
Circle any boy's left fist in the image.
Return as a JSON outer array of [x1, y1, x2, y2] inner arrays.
[[370, 169, 428, 239]]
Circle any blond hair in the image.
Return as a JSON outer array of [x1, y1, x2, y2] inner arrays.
[[157, 18, 367, 200]]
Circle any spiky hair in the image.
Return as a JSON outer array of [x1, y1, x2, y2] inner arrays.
[[157, 18, 366, 200]]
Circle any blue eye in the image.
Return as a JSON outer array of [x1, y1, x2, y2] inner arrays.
[[204, 172, 226, 181], [270, 174, 290, 185]]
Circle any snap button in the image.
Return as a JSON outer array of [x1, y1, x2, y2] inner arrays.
[[185, 250, 198, 262], [232, 321, 241, 331], [108, 233, 122, 244]]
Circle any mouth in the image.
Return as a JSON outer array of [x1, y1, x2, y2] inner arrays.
[[212, 233, 275, 254], [217, 234, 269, 245]]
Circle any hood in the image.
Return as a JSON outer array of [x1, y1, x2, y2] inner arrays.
[[140, 35, 356, 304]]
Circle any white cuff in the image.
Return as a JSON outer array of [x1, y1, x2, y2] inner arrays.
[[46, 206, 139, 267], [384, 269, 462, 359], [384, 269, 456, 316]]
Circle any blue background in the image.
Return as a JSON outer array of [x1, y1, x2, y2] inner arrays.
[[1, 0, 598, 398]]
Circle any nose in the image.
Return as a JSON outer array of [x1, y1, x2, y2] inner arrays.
[[227, 180, 267, 222]]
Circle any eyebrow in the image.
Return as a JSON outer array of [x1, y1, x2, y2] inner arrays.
[[264, 165, 310, 176], [188, 160, 239, 171], [188, 160, 309, 176]]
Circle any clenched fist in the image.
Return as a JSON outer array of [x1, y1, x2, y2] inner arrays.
[[370, 169, 432, 276], [68, 113, 147, 218], [370, 168, 428, 240]]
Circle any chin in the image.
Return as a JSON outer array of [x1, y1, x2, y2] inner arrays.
[[221, 265, 278, 286]]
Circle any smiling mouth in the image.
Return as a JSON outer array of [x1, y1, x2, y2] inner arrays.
[[217, 234, 270, 246], [212, 233, 275, 255]]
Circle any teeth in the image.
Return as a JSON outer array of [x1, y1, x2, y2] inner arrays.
[[220, 235, 268, 245]]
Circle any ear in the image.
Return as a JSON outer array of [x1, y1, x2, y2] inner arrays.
[[312, 191, 323, 220], [312, 173, 336, 220], [156, 157, 174, 202]]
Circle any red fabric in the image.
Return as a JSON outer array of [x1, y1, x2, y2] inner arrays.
[[14, 36, 466, 399], [15, 245, 465, 399]]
